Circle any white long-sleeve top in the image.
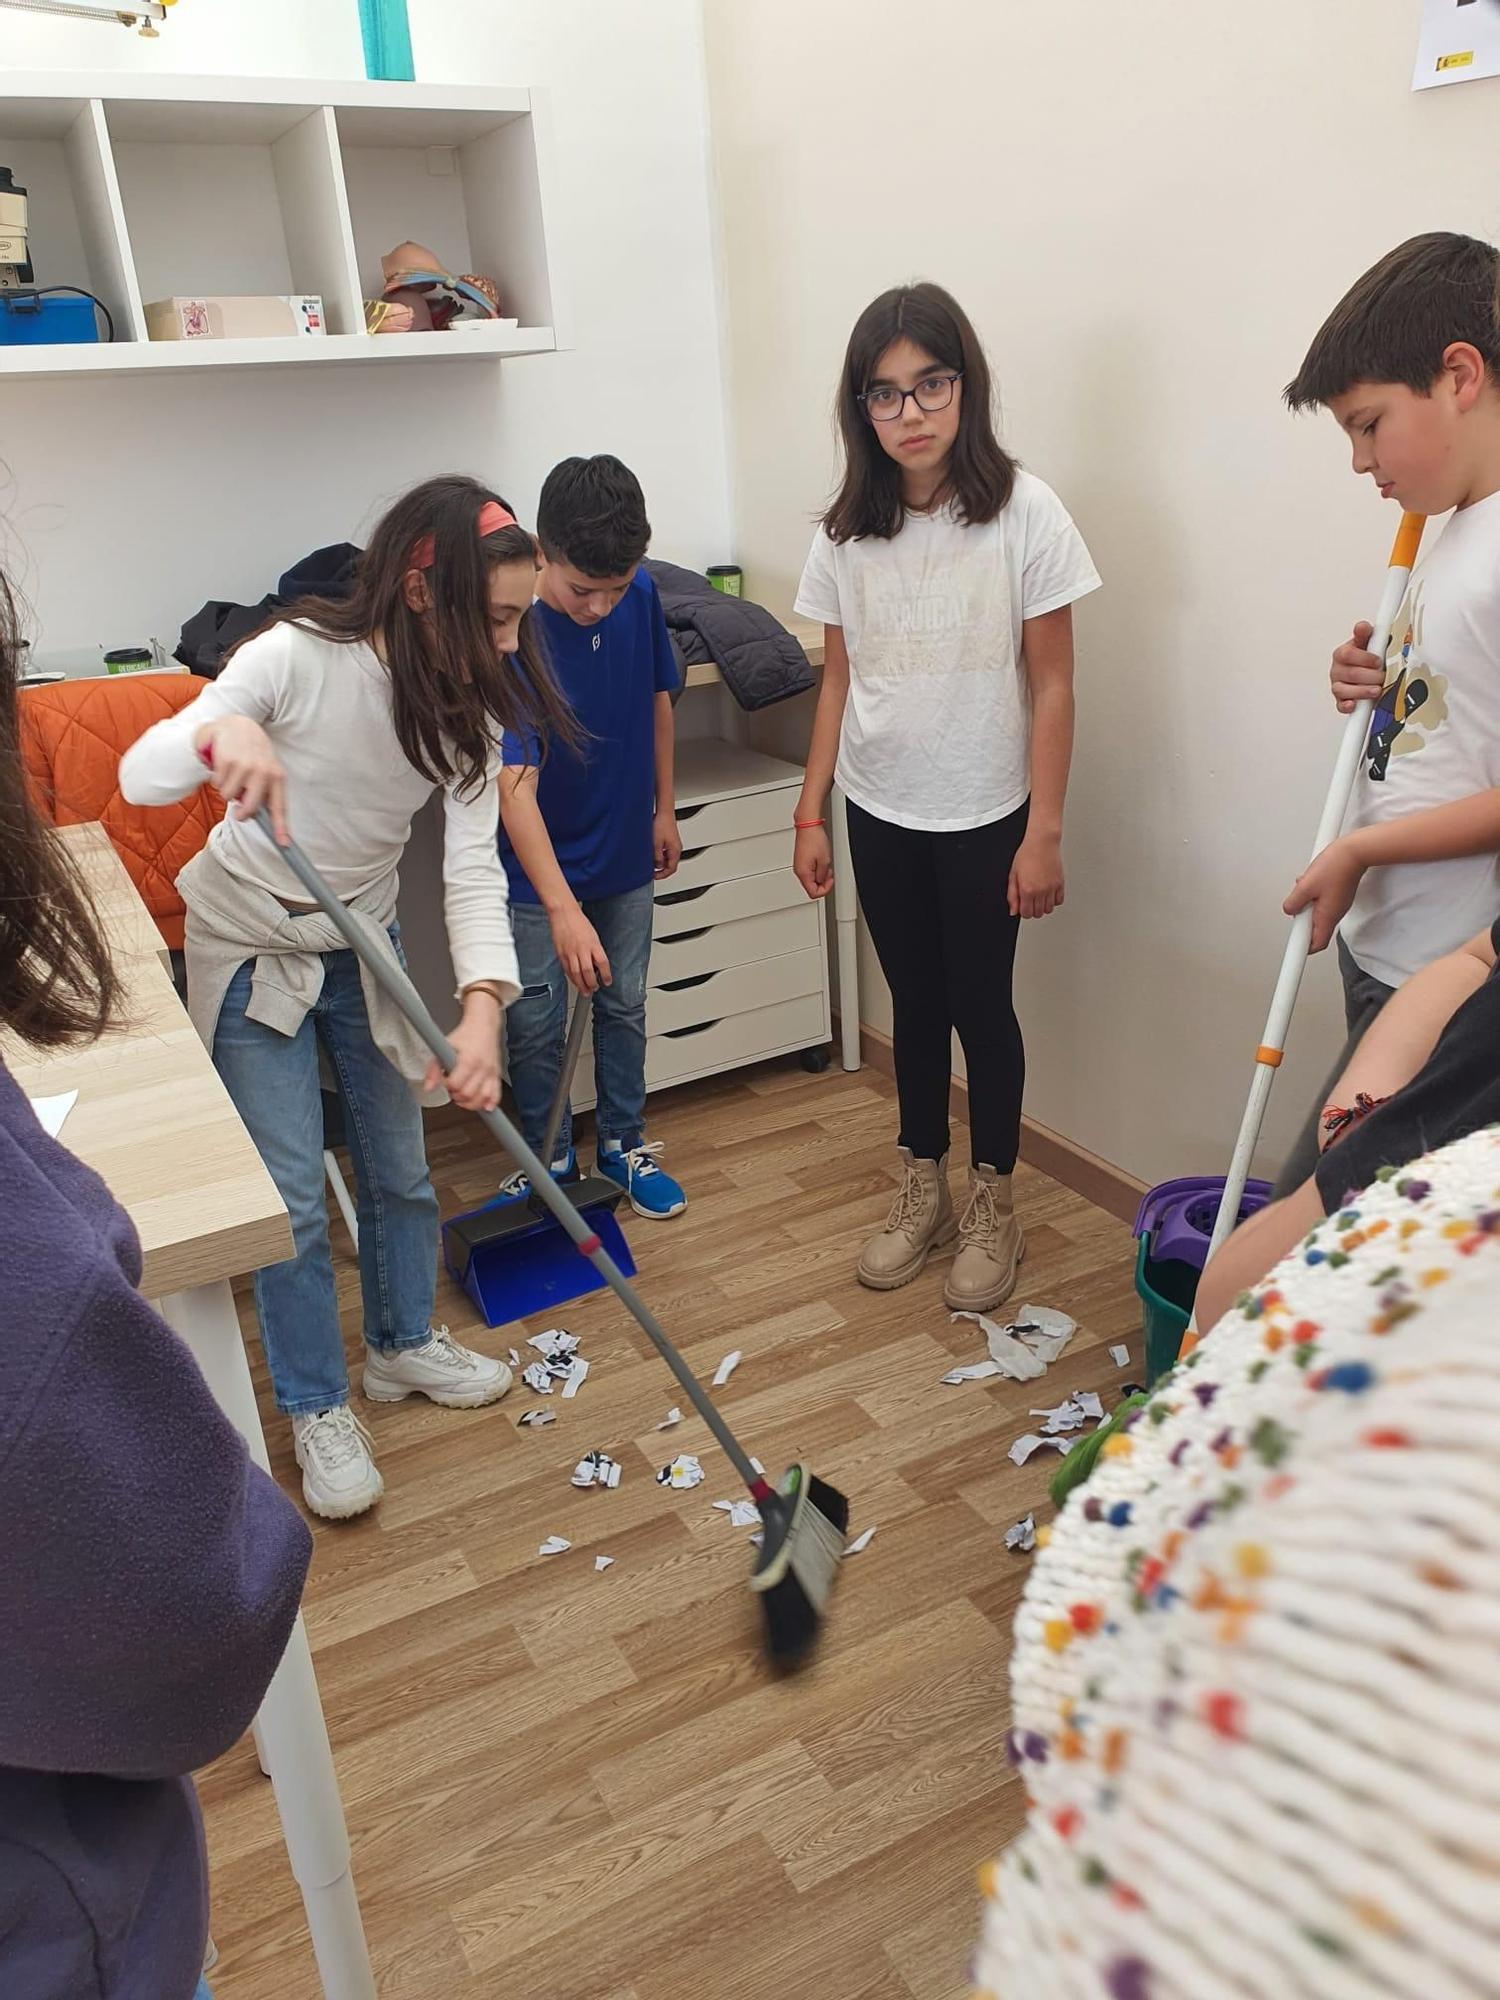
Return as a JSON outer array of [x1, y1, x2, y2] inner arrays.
[[119, 622, 519, 1002]]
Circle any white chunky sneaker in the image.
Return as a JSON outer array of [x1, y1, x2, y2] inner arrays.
[[362, 1324, 513, 1409], [291, 1406, 384, 1520]]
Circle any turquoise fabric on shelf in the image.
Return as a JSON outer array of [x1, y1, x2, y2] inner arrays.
[[358, 0, 415, 82]]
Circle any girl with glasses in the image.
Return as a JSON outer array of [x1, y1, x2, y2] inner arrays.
[[793, 283, 1100, 1310]]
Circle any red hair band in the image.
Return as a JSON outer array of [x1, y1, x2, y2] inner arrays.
[[409, 498, 518, 571]]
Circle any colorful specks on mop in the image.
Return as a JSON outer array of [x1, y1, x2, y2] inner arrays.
[[1104, 1955, 1151, 2000], [1101, 1434, 1134, 1460], [1106, 1500, 1133, 1527], [1051, 1804, 1082, 1840], [1309, 1360, 1375, 1393], [1043, 1618, 1075, 1653], [1201, 1689, 1246, 1740], [1069, 1602, 1104, 1634], [1364, 1427, 1411, 1449], [1192, 1381, 1218, 1406], [1250, 1416, 1292, 1466], [1234, 1541, 1271, 1580]]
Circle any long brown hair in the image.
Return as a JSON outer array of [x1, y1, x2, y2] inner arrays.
[[0, 568, 120, 1047], [824, 282, 1018, 543], [240, 474, 580, 797]]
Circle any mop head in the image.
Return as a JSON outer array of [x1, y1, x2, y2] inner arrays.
[[750, 1464, 850, 1667]]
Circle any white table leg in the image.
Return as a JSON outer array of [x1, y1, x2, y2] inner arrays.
[[158, 1282, 376, 2000], [830, 786, 861, 1072]]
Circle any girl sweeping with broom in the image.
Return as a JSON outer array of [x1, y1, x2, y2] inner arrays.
[[121, 474, 579, 1521], [793, 283, 1100, 1311]]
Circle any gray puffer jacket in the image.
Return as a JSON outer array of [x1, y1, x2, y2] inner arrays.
[[646, 559, 815, 712]]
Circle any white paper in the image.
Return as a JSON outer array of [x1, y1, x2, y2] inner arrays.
[[1110, 1344, 1131, 1369], [1008, 1432, 1079, 1467], [950, 1312, 1045, 1382], [508, 1347, 521, 1369], [522, 1362, 555, 1396], [1004, 1512, 1037, 1553], [749, 1531, 764, 1549], [538, 1535, 571, 1557], [560, 1357, 590, 1399], [713, 1497, 762, 1529], [518, 1409, 556, 1429], [28, 1089, 77, 1140], [572, 1452, 621, 1490], [1031, 1390, 1105, 1436], [1414, 0, 1500, 89], [528, 1328, 580, 1358], [750, 1456, 765, 1475], [657, 1453, 705, 1490], [1013, 1305, 1077, 1364], [942, 1359, 1003, 1386], [844, 1526, 877, 1556], [1076, 1391, 1104, 1421], [712, 1350, 742, 1387], [657, 1407, 683, 1430], [595, 1555, 615, 1571]]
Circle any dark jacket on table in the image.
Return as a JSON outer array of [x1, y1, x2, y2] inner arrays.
[[645, 559, 815, 712], [0, 1063, 312, 2000]]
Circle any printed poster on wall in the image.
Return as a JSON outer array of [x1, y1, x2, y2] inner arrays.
[[1414, 0, 1500, 88]]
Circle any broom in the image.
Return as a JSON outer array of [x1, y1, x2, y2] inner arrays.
[[1205, 510, 1426, 1261], [254, 807, 849, 1666]]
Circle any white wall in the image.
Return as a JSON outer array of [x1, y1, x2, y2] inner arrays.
[[704, 0, 1500, 1189]]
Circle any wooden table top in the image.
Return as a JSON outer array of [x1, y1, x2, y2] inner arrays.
[[57, 820, 173, 971], [2, 827, 290, 1299]]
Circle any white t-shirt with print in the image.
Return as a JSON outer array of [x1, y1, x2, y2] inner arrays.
[[794, 469, 1100, 832], [1341, 490, 1500, 987]]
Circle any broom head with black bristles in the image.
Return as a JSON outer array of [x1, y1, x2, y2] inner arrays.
[[750, 1464, 850, 1666]]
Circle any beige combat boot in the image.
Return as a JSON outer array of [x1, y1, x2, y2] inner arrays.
[[944, 1164, 1024, 1312], [856, 1147, 956, 1290]]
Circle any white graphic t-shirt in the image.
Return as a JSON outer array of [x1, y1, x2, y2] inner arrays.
[[1341, 489, 1500, 986], [794, 470, 1100, 832]]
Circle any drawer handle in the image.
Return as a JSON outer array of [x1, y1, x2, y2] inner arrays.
[[662, 1019, 720, 1039], [658, 970, 715, 992], [675, 802, 706, 822], [679, 846, 707, 862], [657, 924, 711, 944], [656, 884, 709, 907]]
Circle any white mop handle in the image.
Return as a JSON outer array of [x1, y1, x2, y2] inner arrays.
[[1205, 511, 1425, 1262]]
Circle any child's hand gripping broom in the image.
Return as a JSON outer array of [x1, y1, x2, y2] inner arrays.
[[256, 808, 850, 1666], [1205, 511, 1426, 1265]]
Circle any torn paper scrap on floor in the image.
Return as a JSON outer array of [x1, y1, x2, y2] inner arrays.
[[749, 1531, 764, 1548], [518, 1409, 556, 1429], [942, 1359, 1004, 1385], [656, 1407, 683, 1430], [1005, 1513, 1037, 1553], [572, 1451, 622, 1490], [1008, 1432, 1079, 1467], [844, 1526, 878, 1556], [508, 1347, 521, 1369], [657, 1453, 705, 1490], [1031, 1390, 1105, 1435], [712, 1350, 742, 1387], [560, 1357, 590, 1399], [1110, 1344, 1131, 1368], [713, 1498, 762, 1529], [538, 1535, 571, 1557], [750, 1456, 765, 1475], [1013, 1305, 1077, 1364], [595, 1555, 615, 1571], [522, 1362, 555, 1396], [951, 1306, 1078, 1381], [528, 1328, 580, 1359]]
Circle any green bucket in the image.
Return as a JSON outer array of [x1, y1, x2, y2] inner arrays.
[[1133, 1235, 1198, 1383]]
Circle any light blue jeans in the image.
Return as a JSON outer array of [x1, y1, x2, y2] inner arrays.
[[212, 936, 439, 1415], [195, 1981, 213, 2000], [506, 883, 654, 1158]]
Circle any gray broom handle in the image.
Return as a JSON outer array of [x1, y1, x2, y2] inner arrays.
[[259, 812, 764, 1493]]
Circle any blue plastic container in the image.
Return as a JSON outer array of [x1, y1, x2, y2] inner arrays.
[[0, 293, 101, 347]]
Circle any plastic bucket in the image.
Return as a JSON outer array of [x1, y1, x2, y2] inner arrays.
[[1133, 1175, 1272, 1379]]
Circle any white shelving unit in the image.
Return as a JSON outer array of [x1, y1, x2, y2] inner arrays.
[[0, 73, 565, 379]]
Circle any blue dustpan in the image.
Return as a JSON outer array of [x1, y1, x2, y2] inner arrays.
[[443, 1182, 637, 1325]]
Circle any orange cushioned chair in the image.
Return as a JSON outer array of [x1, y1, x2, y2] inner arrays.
[[19, 670, 224, 953]]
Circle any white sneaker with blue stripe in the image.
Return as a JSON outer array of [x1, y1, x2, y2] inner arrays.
[[596, 1141, 687, 1219]]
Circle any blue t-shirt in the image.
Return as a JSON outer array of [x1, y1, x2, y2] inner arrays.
[[501, 568, 680, 904]]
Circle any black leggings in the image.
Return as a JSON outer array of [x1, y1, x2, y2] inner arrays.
[[847, 796, 1029, 1171]]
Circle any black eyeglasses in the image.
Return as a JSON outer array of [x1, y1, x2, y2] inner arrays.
[[859, 371, 962, 423]]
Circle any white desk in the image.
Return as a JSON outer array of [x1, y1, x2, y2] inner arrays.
[[3, 829, 376, 2000]]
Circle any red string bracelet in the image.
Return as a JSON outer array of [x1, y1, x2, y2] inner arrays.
[[793, 818, 825, 829]]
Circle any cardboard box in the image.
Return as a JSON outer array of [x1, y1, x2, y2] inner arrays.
[[145, 295, 326, 342]]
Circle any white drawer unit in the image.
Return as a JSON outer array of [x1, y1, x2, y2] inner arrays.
[[560, 736, 831, 1116]]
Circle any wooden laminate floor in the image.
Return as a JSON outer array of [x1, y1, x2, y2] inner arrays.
[[200, 1056, 1139, 2000]]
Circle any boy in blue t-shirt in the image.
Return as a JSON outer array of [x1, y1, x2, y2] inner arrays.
[[498, 455, 687, 1217]]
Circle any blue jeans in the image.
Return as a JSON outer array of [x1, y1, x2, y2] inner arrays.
[[506, 883, 654, 1158], [195, 1981, 213, 2000], [212, 938, 439, 1415]]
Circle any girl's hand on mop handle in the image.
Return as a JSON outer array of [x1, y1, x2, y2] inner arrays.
[[195, 720, 290, 845]]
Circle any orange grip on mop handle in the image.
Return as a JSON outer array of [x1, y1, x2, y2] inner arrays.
[[1254, 1046, 1284, 1068], [1389, 510, 1424, 572]]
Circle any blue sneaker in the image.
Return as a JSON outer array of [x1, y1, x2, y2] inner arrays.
[[494, 1147, 578, 1205], [596, 1142, 687, 1219]]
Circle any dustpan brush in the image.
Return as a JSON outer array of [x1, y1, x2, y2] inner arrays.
[[257, 811, 848, 1665]]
